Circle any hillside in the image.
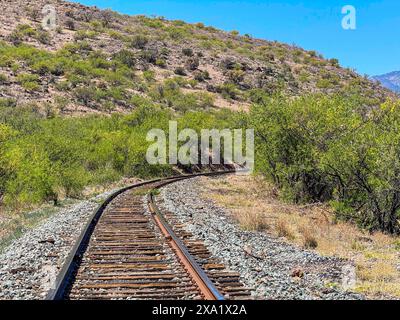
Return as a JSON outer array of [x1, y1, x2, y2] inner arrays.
[[373, 71, 400, 93], [0, 0, 394, 116]]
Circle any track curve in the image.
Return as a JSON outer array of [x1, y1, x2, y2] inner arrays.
[[46, 171, 250, 300]]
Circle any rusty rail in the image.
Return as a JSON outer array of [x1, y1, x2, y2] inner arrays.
[[148, 190, 224, 300]]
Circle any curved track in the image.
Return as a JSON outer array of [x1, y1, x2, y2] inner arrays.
[[46, 171, 250, 300]]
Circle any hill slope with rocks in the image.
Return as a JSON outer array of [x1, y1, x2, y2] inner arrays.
[[0, 0, 394, 116]]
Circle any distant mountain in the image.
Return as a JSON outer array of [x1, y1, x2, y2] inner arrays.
[[373, 71, 400, 93]]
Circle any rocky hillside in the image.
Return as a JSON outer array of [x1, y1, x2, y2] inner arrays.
[[0, 0, 394, 115], [373, 71, 400, 93]]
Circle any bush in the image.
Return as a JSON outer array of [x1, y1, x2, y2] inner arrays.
[[186, 57, 199, 71], [16, 24, 37, 37], [0, 73, 8, 84], [227, 69, 245, 84], [174, 67, 186, 76], [300, 226, 318, 249], [309, 50, 317, 57], [182, 48, 193, 56], [74, 30, 97, 41], [7, 32, 23, 45], [36, 30, 50, 44], [155, 58, 166, 68], [113, 49, 136, 68], [74, 86, 95, 106], [100, 9, 114, 27], [65, 20, 75, 30], [217, 83, 239, 100], [140, 49, 158, 64], [17, 73, 40, 91], [250, 94, 400, 234], [130, 34, 148, 49], [194, 70, 210, 82], [142, 70, 155, 82], [316, 78, 332, 89], [329, 58, 340, 67], [221, 58, 237, 70]]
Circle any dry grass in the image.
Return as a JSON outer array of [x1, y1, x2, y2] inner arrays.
[[237, 210, 269, 232], [299, 225, 318, 249], [275, 218, 294, 239], [200, 175, 400, 299]]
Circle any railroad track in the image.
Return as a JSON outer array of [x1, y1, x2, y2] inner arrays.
[[46, 171, 251, 300]]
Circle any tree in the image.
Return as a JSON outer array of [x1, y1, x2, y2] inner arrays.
[[100, 9, 114, 27]]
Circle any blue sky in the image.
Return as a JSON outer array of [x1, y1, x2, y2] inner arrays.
[[71, 0, 400, 76]]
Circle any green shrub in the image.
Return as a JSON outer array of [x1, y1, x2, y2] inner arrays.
[[227, 69, 245, 84], [0, 73, 8, 84], [74, 86, 95, 106], [0, 98, 17, 108], [167, 26, 189, 41], [142, 70, 155, 82], [74, 30, 97, 41], [186, 57, 199, 71], [309, 50, 317, 57], [329, 58, 340, 67], [100, 9, 114, 27], [65, 19, 75, 30], [17, 74, 40, 91], [16, 24, 37, 37], [316, 79, 332, 89], [174, 67, 186, 76], [217, 83, 240, 100], [298, 72, 309, 83], [140, 49, 158, 64], [140, 17, 164, 29], [155, 58, 166, 68], [194, 70, 210, 82], [113, 49, 136, 68], [250, 94, 400, 234], [130, 34, 149, 49], [36, 30, 51, 44], [182, 48, 193, 56]]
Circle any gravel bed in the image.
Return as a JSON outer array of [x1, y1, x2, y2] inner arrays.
[[159, 177, 364, 300], [0, 190, 117, 300]]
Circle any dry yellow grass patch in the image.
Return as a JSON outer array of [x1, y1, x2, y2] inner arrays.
[[200, 175, 400, 299]]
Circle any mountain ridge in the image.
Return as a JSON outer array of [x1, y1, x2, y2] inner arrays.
[[0, 0, 395, 116], [372, 71, 400, 93]]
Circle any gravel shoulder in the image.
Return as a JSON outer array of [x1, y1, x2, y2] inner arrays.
[[159, 177, 364, 300], [0, 189, 117, 300]]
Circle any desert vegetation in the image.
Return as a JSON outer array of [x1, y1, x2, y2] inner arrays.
[[245, 93, 400, 235], [2, 90, 400, 238], [202, 175, 400, 298], [0, 0, 393, 116], [0, 101, 234, 210]]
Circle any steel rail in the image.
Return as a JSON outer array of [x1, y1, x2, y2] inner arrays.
[[46, 170, 236, 300], [148, 185, 225, 300]]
